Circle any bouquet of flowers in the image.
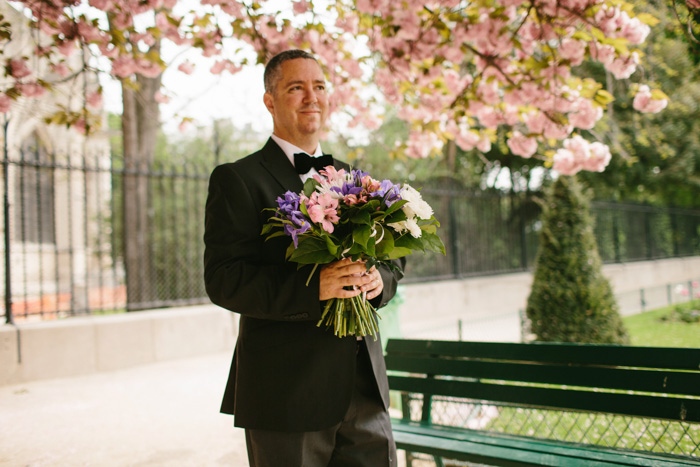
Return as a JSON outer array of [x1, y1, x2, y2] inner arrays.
[[261, 166, 445, 339]]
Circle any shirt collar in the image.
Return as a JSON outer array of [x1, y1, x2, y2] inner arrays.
[[271, 134, 324, 181]]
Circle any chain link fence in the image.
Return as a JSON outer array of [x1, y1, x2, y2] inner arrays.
[[400, 394, 700, 466]]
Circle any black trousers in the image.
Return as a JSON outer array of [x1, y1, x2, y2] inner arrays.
[[244, 340, 397, 467]]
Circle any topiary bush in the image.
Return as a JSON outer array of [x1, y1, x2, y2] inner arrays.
[[525, 176, 629, 344]]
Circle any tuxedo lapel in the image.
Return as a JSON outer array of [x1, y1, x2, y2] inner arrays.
[[259, 138, 305, 194]]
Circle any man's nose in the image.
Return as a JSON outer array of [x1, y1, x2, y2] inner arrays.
[[303, 86, 318, 103]]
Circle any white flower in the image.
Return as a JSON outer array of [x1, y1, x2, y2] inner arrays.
[[388, 218, 422, 238], [400, 185, 433, 220]]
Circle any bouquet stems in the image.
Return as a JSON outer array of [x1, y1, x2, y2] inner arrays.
[[317, 294, 379, 340]]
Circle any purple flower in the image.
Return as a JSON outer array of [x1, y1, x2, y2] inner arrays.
[[276, 191, 312, 247], [372, 180, 402, 206], [284, 222, 311, 248]]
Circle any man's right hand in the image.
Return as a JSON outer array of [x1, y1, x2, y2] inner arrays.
[[319, 258, 374, 301]]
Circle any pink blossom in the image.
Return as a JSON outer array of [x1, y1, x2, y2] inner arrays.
[[569, 99, 603, 130], [293, 0, 310, 15], [8, 59, 32, 79], [89, 0, 114, 10], [622, 17, 650, 45], [552, 149, 580, 175], [57, 40, 77, 57], [507, 131, 538, 158], [559, 38, 585, 66], [177, 61, 195, 75], [86, 91, 103, 109], [405, 131, 442, 159], [73, 117, 87, 135], [18, 82, 46, 98], [606, 53, 639, 79], [0, 94, 12, 113], [455, 127, 480, 152], [178, 119, 191, 133], [111, 56, 137, 78], [633, 85, 668, 114], [154, 91, 170, 104], [307, 192, 339, 233], [136, 58, 163, 78], [590, 43, 615, 66], [688, 0, 700, 9], [476, 135, 492, 153], [582, 142, 612, 172], [51, 62, 71, 77]]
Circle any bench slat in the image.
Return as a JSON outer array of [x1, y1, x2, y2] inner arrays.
[[393, 421, 699, 467], [386, 339, 700, 371], [385, 355, 700, 397], [388, 375, 700, 422]]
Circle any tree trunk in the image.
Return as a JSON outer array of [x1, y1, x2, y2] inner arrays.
[[121, 73, 161, 311]]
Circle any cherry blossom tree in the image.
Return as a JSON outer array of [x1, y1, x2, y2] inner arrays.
[[2, 0, 673, 173], [0, 0, 676, 307]]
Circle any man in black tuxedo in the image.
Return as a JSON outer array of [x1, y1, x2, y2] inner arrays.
[[203, 49, 404, 466]]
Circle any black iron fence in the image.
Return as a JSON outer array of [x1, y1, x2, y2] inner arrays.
[[2, 147, 700, 323]]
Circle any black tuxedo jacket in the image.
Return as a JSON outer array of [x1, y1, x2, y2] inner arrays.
[[203, 138, 404, 431]]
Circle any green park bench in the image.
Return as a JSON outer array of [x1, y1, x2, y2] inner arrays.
[[385, 338, 700, 467]]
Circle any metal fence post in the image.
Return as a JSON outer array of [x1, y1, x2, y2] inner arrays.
[[2, 117, 12, 325]]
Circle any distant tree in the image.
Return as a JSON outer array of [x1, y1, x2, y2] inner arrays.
[[526, 176, 629, 344]]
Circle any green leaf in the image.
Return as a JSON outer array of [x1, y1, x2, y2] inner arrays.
[[325, 235, 339, 256], [288, 236, 335, 265], [351, 210, 372, 225], [421, 231, 446, 255], [302, 178, 319, 197], [395, 234, 424, 251], [375, 227, 395, 256], [353, 224, 372, 248], [387, 246, 413, 260]]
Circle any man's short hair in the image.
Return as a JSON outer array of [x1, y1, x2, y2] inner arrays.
[[264, 49, 318, 93]]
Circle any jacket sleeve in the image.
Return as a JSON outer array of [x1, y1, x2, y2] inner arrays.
[[203, 163, 323, 321]]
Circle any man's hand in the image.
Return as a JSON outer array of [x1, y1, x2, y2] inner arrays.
[[319, 258, 384, 301]]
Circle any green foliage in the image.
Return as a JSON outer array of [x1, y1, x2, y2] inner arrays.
[[526, 176, 629, 344]]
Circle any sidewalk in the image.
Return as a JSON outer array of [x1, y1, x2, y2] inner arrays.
[[0, 352, 249, 466]]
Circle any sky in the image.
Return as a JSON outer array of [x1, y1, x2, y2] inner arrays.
[[103, 61, 273, 135]]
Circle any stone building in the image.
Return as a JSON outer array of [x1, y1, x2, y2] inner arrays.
[[1, 0, 115, 321]]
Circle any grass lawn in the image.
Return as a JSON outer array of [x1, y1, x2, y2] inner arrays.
[[622, 299, 700, 348]]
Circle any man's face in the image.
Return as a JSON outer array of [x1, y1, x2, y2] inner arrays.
[[264, 58, 329, 150]]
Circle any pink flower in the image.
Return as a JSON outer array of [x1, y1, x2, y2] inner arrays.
[[111, 56, 137, 78], [18, 82, 46, 98], [583, 142, 612, 172], [633, 85, 668, 114], [86, 91, 103, 109], [9, 58, 32, 79], [569, 99, 603, 130], [0, 94, 12, 113], [552, 149, 580, 176], [559, 38, 585, 66], [307, 192, 339, 233], [292, 0, 310, 14], [154, 91, 170, 104], [507, 131, 538, 158], [51, 62, 71, 77], [177, 61, 195, 75]]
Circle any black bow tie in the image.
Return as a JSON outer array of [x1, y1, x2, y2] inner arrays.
[[294, 152, 333, 175]]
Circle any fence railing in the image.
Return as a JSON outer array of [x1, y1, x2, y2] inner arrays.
[[2, 148, 700, 323]]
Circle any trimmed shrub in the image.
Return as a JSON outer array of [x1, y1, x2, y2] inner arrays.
[[526, 176, 629, 344]]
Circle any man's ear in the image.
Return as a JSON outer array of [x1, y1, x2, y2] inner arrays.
[[263, 92, 274, 115]]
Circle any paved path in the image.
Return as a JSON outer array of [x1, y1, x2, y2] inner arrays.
[[0, 352, 249, 466]]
